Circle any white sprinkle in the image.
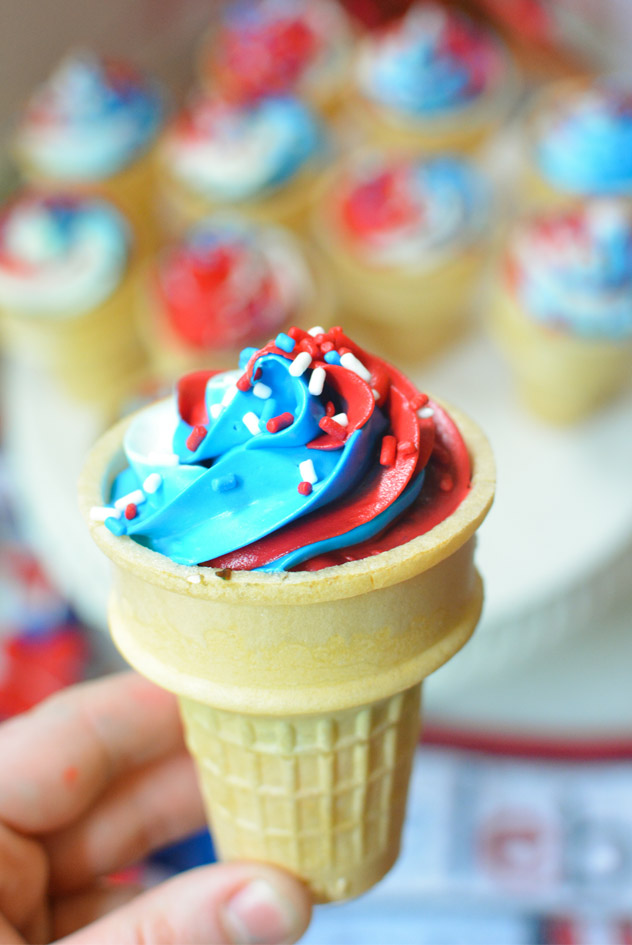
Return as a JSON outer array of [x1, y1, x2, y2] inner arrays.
[[148, 451, 180, 466], [418, 406, 435, 419], [289, 350, 312, 377], [332, 412, 349, 427], [299, 459, 318, 484], [372, 388, 380, 401], [242, 411, 260, 435], [210, 403, 223, 419], [340, 352, 371, 381], [307, 325, 325, 337], [221, 385, 238, 406], [90, 506, 121, 522], [308, 366, 326, 396], [187, 573, 202, 584], [253, 382, 272, 399], [114, 489, 146, 510], [143, 473, 163, 494]]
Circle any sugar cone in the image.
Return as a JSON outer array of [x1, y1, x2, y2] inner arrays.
[[0, 257, 147, 409], [489, 287, 632, 423], [79, 404, 494, 902]]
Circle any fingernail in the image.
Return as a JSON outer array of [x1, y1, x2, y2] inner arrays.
[[222, 877, 301, 945]]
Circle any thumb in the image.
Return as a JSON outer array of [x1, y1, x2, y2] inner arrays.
[[58, 862, 312, 945]]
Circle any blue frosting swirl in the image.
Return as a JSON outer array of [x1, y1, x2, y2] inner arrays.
[[512, 203, 632, 340], [18, 53, 163, 179], [535, 83, 632, 195]]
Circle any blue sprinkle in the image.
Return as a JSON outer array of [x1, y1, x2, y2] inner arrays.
[[105, 516, 126, 536], [212, 473, 239, 493], [275, 332, 296, 353], [239, 347, 258, 369], [324, 350, 341, 365]]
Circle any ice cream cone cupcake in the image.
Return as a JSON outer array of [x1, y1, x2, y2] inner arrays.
[[0, 191, 145, 407], [311, 151, 492, 364], [12, 52, 164, 252], [348, 1, 518, 154], [80, 325, 494, 902], [197, 0, 355, 117], [156, 94, 327, 238], [524, 77, 632, 210], [137, 214, 336, 381], [490, 200, 632, 423]]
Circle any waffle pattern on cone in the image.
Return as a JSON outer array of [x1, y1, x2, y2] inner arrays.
[[180, 684, 421, 903]]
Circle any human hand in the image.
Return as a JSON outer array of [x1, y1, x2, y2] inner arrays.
[[0, 672, 312, 944]]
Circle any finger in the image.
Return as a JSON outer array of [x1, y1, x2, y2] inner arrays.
[[57, 862, 312, 945], [0, 823, 48, 932], [53, 884, 143, 940], [0, 913, 25, 945], [0, 672, 184, 834], [47, 751, 205, 894]]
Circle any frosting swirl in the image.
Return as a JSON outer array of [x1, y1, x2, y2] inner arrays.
[[154, 216, 311, 349], [16, 52, 163, 179], [205, 0, 351, 103], [355, 2, 505, 118], [0, 193, 130, 315], [507, 201, 632, 340], [98, 327, 471, 571], [533, 81, 632, 195], [331, 153, 489, 267], [163, 96, 324, 201]]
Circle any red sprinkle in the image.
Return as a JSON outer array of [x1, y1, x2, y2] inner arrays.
[[397, 440, 416, 457], [125, 503, 138, 520], [325, 400, 335, 416], [319, 416, 346, 440], [440, 474, 454, 492], [380, 435, 397, 466], [320, 340, 334, 353], [253, 367, 262, 381], [338, 346, 351, 357], [288, 326, 307, 341], [298, 481, 312, 496], [186, 424, 207, 451], [411, 392, 429, 410], [236, 374, 252, 392], [266, 412, 294, 433]]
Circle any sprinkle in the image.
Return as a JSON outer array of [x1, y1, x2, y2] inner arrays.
[[320, 340, 335, 353], [319, 416, 346, 440], [90, 506, 121, 522], [372, 389, 380, 401], [380, 435, 397, 466], [299, 459, 318, 484], [210, 403, 223, 419], [412, 392, 429, 410], [324, 350, 341, 365], [239, 346, 258, 369], [221, 385, 238, 407], [418, 406, 435, 419], [212, 473, 239, 492], [340, 352, 371, 381], [398, 440, 416, 457], [186, 424, 207, 452], [125, 503, 138, 520], [298, 338, 319, 358], [187, 573, 202, 584], [287, 326, 306, 340], [276, 331, 296, 353], [253, 382, 271, 399], [308, 367, 326, 396], [242, 411, 260, 435], [266, 412, 293, 433], [143, 473, 162, 494], [115, 489, 145, 511], [298, 481, 312, 496], [289, 351, 311, 377], [332, 412, 348, 427], [105, 517, 126, 536], [325, 400, 335, 416], [440, 474, 454, 492], [236, 374, 252, 392], [148, 451, 180, 466], [308, 325, 325, 337]]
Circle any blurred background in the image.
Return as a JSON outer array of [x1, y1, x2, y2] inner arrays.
[[1, 1, 632, 942]]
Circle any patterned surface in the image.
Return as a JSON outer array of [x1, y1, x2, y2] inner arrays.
[[181, 683, 421, 902]]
